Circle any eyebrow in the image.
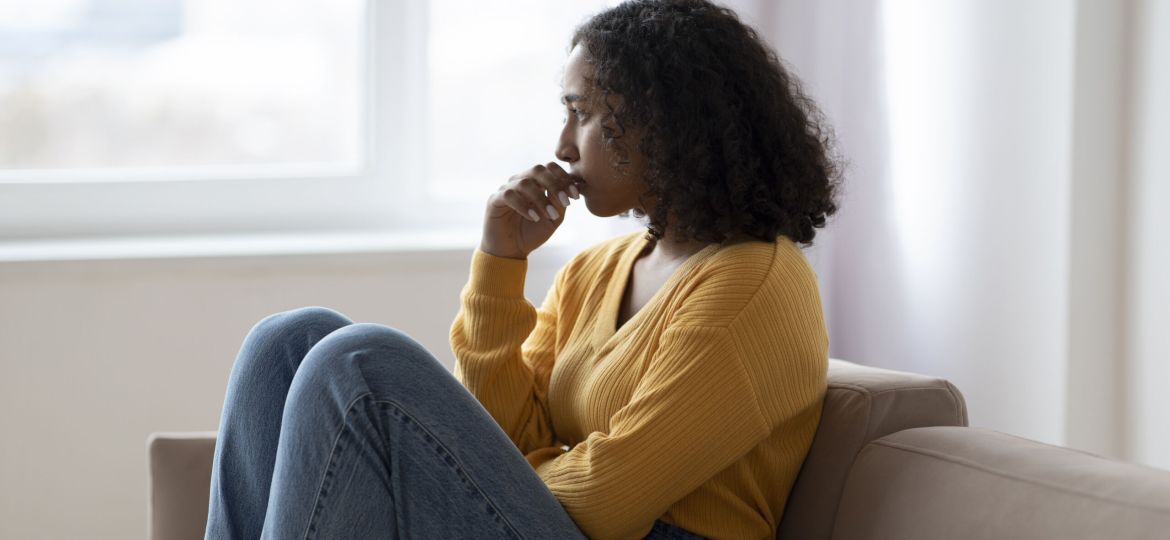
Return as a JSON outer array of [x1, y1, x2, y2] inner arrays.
[[560, 93, 585, 105]]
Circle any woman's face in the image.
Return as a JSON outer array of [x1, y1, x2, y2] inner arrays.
[[556, 44, 650, 218]]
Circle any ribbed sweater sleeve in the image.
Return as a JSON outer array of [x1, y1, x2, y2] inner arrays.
[[531, 324, 772, 540], [449, 249, 561, 455]]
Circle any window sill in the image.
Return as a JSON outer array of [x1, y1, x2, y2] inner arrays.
[[0, 228, 486, 264], [0, 226, 598, 273]]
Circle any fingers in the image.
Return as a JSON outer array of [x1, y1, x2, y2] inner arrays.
[[498, 178, 550, 222], [527, 164, 573, 215], [497, 163, 579, 222], [544, 162, 582, 200]]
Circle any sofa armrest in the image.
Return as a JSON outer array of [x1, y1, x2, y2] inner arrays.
[[147, 431, 217, 540], [833, 427, 1170, 539]]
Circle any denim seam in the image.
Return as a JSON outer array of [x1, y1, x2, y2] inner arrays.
[[296, 392, 531, 539], [301, 391, 374, 540], [374, 398, 527, 540]]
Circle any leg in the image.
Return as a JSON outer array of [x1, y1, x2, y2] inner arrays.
[[258, 323, 588, 539], [206, 306, 355, 540]]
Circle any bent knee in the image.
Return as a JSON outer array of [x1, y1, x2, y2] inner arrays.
[[302, 324, 438, 375], [251, 306, 353, 340], [305, 323, 421, 355]]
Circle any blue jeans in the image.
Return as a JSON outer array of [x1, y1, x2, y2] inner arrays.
[[205, 306, 708, 539]]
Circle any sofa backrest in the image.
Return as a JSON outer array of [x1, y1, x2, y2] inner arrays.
[[832, 426, 1170, 539], [777, 359, 968, 539]]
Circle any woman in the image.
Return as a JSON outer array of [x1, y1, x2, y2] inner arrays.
[[204, 1, 840, 538]]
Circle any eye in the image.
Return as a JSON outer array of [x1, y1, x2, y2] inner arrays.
[[561, 106, 588, 125]]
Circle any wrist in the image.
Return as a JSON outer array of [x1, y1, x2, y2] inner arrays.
[[479, 241, 527, 260]]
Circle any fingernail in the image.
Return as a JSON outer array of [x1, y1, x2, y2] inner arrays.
[[558, 191, 570, 206], [569, 185, 580, 198], [528, 209, 541, 222], [546, 205, 559, 220]]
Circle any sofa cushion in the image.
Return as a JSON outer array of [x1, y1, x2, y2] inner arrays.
[[777, 359, 968, 539], [832, 426, 1170, 540]]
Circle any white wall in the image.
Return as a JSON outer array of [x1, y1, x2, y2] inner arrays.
[[0, 243, 573, 540], [1065, 0, 1129, 458], [1126, 0, 1170, 468]]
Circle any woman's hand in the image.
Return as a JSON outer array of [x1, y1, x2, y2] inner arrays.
[[480, 162, 582, 260]]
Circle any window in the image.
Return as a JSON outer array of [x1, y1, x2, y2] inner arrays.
[[0, 0, 619, 243], [0, 0, 362, 172]]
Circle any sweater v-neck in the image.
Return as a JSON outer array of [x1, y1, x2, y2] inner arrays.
[[593, 233, 720, 350]]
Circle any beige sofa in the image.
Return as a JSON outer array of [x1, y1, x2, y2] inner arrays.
[[148, 360, 1170, 539]]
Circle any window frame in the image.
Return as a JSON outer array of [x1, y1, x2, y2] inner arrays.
[[0, 0, 484, 242]]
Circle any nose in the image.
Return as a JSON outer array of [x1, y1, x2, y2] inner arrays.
[[555, 122, 578, 163]]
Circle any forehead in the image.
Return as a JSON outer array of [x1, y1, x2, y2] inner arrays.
[[561, 44, 592, 98]]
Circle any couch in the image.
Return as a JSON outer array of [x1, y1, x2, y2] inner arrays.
[[147, 359, 1170, 539]]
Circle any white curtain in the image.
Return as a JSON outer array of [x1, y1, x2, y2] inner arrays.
[[723, 0, 1169, 469]]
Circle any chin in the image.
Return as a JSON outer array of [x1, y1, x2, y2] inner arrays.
[[582, 198, 622, 218], [581, 196, 606, 217]]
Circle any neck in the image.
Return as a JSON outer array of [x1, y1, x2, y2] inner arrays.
[[648, 229, 711, 263]]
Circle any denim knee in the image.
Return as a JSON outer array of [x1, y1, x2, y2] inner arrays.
[[239, 306, 354, 373], [251, 306, 352, 338], [293, 324, 438, 393]]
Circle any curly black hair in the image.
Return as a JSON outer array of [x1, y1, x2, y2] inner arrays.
[[571, 0, 841, 245]]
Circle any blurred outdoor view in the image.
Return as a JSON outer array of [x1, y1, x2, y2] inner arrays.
[[0, 0, 364, 172]]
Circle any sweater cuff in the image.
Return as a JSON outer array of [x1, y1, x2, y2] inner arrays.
[[468, 249, 528, 298]]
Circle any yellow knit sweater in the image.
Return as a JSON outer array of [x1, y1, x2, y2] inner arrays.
[[450, 231, 828, 540]]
